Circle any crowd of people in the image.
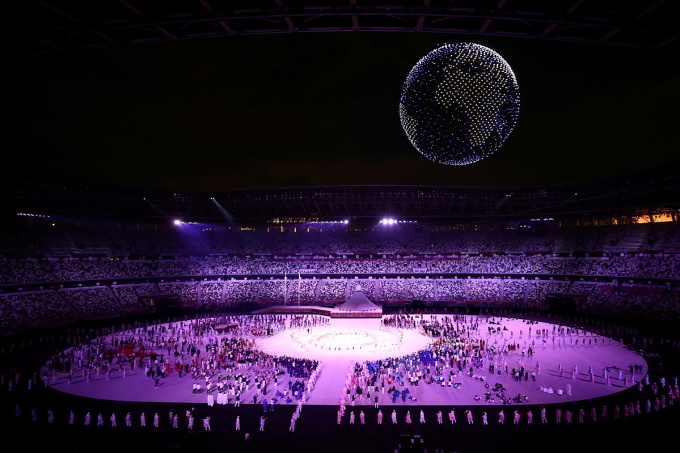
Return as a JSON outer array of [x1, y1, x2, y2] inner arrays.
[[332, 312, 679, 427], [2, 253, 680, 286], [0, 278, 680, 329], [1, 221, 680, 332], [39, 315, 320, 409], [0, 219, 678, 453], [1, 278, 678, 332], [8, 372, 677, 429], [0, 305, 678, 453]]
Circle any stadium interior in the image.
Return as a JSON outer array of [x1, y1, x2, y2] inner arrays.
[[2, 2, 680, 453]]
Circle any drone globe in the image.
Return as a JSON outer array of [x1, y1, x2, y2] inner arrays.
[[399, 43, 520, 165]]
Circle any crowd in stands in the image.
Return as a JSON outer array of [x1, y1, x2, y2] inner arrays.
[[0, 303, 24, 330], [287, 279, 318, 304], [436, 280, 466, 301], [157, 282, 198, 304], [375, 278, 401, 301], [0, 222, 679, 329], [259, 281, 286, 303], [318, 280, 347, 301], [526, 280, 571, 303], [200, 281, 223, 304], [3, 291, 76, 324], [502, 279, 525, 303], [223, 281, 260, 304], [1, 277, 677, 330], [406, 278, 435, 301], [467, 279, 501, 303], [60, 287, 122, 315], [110, 285, 143, 309], [2, 253, 680, 287]]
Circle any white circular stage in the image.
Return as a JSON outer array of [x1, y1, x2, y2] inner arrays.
[[256, 318, 432, 361], [289, 327, 404, 354]]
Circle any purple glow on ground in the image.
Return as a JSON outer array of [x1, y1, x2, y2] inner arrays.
[[44, 315, 646, 408]]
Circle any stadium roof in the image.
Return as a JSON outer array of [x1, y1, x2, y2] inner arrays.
[[2, 1, 679, 224], [3, 159, 680, 224], [3, 1, 679, 58]]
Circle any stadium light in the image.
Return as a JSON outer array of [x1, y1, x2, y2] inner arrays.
[[379, 218, 417, 225]]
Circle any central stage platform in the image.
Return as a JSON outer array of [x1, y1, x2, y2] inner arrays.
[[253, 289, 383, 318]]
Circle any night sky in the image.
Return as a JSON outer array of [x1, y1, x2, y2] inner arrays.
[[1, 32, 678, 191]]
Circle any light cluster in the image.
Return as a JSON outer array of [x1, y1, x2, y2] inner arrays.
[[399, 43, 520, 165], [379, 218, 417, 225], [16, 212, 50, 217]]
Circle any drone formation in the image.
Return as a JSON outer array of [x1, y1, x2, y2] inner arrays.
[[400, 42, 520, 166]]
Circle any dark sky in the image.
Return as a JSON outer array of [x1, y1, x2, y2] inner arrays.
[[1, 32, 679, 191]]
